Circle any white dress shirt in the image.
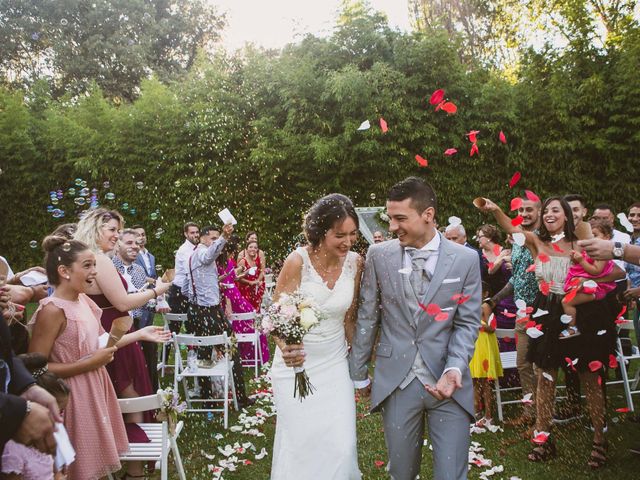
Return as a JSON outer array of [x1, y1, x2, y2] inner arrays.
[[613, 229, 632, 273], [173, 240, 196, 292]]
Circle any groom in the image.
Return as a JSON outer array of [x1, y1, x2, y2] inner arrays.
[[349, 177, 481, 480]]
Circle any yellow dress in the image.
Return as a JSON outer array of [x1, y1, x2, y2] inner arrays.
[[469, 330, 503, 379]]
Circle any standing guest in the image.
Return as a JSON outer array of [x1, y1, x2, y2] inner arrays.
[[167, 222, 200, 314], [2, 352, 69, 480], [113, 229, 159, 391], [132, 225, 157, 327], [237, 241, 266, 312], [372, 231, 385, 244], [483, 196, 540, 426], [623, 202, 640, 345], [477, 197, 622, 467], [445, 223, 487, 278], [565, 194, 591, 239], [217, 236, 270, 364], [476, 224, 518, 386], [186, 225, 252, 408], [592, 203, 632, 294], [237, 231, 268, 270], [73, 209, 171, 477], [28, 236, 169, 479]]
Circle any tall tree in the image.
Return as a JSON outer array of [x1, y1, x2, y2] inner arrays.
[[0, 0, 225, 99]]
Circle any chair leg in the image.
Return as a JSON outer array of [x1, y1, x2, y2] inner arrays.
[[229, 366, 239, 411], [495, 379, 504, 422], [170, 436, 187, 480], [619, 351, 635, 412], [223, 374, 229, 429]]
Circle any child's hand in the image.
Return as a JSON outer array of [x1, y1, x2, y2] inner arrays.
[[570, 250, 583, 264]]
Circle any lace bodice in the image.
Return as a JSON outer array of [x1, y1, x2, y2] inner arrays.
[[295, 247, 358, 341], [535, 256, 571, 295]]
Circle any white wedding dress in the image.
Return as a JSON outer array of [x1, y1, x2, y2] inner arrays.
[[270, 247, 361, 480]]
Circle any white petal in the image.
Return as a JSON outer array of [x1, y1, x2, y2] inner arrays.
[[357, 120, 371, 131], [448, 216, 462, 227], [526, 327, 544, 338], [398, 267, 411, 275], [542, 372, 553, 381], [560, 314, 573, 324], [532, 309, 548, 318], [617, 213, 634, 233], [583, 280, 598, 289], [597, 329, 607, 335]]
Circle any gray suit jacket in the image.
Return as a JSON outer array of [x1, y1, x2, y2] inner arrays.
[[349, 234, 481, 417]]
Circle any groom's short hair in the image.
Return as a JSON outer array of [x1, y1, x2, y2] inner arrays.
[[388, 177, 437, 213]]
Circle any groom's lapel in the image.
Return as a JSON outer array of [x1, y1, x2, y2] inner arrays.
[[383, 240, 416, 329], [420, 234, 456, 307]]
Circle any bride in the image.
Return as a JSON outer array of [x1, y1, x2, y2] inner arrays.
[[270, 193, 363, 480]]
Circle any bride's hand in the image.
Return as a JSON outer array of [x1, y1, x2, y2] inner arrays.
[[277, 339, 306, 368]]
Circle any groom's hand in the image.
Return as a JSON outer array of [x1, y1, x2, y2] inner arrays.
[[425, 369, 462, 401]]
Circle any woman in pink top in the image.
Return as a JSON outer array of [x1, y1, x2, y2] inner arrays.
[[28, 236, 169, 480]]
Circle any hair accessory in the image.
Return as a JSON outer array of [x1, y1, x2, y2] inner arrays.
[[32, 364, 48, 379]]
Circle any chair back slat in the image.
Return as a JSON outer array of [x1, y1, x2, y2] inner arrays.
[[118, 390, 163, 414], [174, 333, 228, 347], [494, 328, 516, 339], [229, 312, 256, 322], [163, 313, 188, 323]]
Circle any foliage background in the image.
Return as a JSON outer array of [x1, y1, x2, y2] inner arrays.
[[1, 1, 640, 271]]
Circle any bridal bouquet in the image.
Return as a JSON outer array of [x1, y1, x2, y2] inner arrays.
[[261, 291, 324, 400], [155, 387, 187, 435]]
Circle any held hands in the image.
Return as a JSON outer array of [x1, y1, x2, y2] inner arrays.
[[425, 369, 462, 401], [21, 385, 63, 424]]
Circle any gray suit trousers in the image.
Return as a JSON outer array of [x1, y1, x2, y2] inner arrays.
[[381, 378, 470, 480]]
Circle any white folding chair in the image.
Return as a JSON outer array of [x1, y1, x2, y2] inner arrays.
[[158, 313, 188, 377], [229, 312, 263, 377], [173, 333, 238, 428], [493, 328, 522, 422], [616, 321, 640, 411], [107, 390, 186, 480], [264, 273, 275, 297]]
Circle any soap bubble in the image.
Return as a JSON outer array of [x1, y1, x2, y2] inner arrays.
[[129, 208, 136, 215], [74, 197, 86, 206], [105, 192, 115, 200], [103, 181, 110, 189], [52, 209, 64, 218], [74, 178, 83, 186], [62, 242, 71, 252], [121, 202, 129, 211], [150, 212, 159, 220], [29, 240, 38, 248], [174, 180, 181, 188], [135, 181, 144, 190], [67, 188, 76, 196], [79, 188, 89, 197], [60, 18, 68, 26], [51, 198, 59, 205], [370, 193, 376, 200]]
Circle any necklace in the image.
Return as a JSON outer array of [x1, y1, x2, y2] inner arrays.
[[310, 251, 341, 274]]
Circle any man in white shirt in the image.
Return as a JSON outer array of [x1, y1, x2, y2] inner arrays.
[[592, 203, 631, 273], [167, 222, 200, 314]]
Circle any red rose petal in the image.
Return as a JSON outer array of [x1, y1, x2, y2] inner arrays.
[[493, 244, 502, 256], [588, 360, 603, 372], [511, 215, 524, 226], [379, 117, 388, 133], [551, 243, 564, 253], [509, 171, 521, 188], [525, 320, 536, 329], [539, 280, 550, 296], [440, 101, 457, 114], [616, 407, 630, 413], [435, 312, 449, 322], [563, 288, 578, 303], [429, 89, 445, 105], [419, 303, 441, 315], [467, 130, 480, 143], [470, 143, 479, 157], [444, 148, 457, 156], [499, 131, 507, 144], [510, 197, 523, 211], [564, 357, 577, 372], [526, 264, 536, 273], [537, 253, 550, 263], [609, 354, 618, 369], [525, 190, 540, 203], [482, 359, 489, 372], [489, 315, 497, 329], [374, 460, 385, 468], [415, 154, 428, 167]]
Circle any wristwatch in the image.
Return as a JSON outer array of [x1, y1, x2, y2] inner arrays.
[[24, 400, 33, 416], [612, 242, 625, 260]]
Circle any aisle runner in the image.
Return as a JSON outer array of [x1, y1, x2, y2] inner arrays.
[[201, 365, 520, 480]]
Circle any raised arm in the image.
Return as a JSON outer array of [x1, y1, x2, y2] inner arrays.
[[95, 254, 168, 312], [475, 198, 539, 253]]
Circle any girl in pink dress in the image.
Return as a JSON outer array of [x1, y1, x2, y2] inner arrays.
[[237, 240, 266, 311], [28, 236, 170, 480], [560, 220, 617, 339]]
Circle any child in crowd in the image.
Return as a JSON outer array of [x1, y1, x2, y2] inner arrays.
[[560, 219, 617, 339], [28, 235, 170, 479], [1, 352, 69, 480], [470, 282, 503, 427]]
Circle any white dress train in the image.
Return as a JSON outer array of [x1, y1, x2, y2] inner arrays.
[[270, 247, 361, 480]]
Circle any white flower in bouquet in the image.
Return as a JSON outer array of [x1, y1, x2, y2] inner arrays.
[[300, 307, 319, 330]]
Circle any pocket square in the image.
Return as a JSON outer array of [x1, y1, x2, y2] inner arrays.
[[442, 277, 460, 284]]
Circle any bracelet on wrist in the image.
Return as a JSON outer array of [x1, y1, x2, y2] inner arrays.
[[483, 297, 496, 309], [151, 287, 158, 299]]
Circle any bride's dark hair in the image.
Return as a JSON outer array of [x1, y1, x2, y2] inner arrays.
[[304, 194, 359, 247]]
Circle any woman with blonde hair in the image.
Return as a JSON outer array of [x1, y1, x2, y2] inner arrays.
[[74, 208, 171, 478]]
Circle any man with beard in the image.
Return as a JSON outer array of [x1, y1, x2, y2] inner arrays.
[[482, 196, 541, 426]]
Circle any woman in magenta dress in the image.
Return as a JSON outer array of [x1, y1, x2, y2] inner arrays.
[[237, 240, 266, 311], [217, 237, 270, 363], [74, 209, 171, 478]]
